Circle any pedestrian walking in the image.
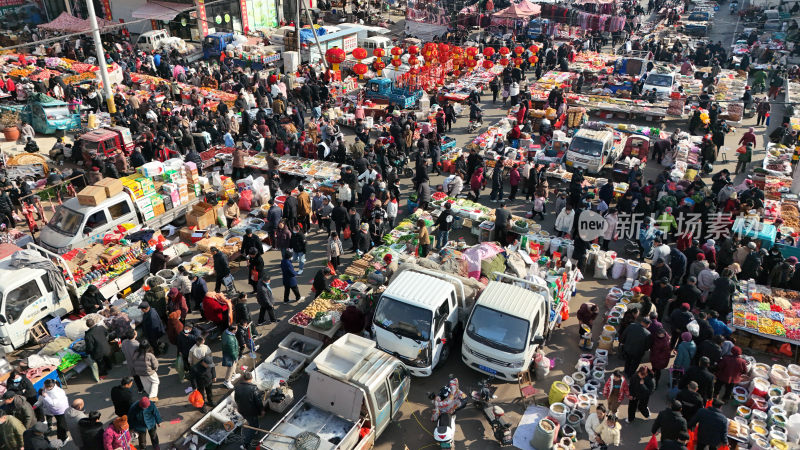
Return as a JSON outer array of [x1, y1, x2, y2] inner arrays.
[[222, 325, 240, 389], [627, 365, 655, 423], [602, 371, 630, 415], [281, 250, 302, 302], [36, 379, 68, 441], [256, 273, 278, 325], [128, 397, 163, 450], [131, 340, 160, 401]]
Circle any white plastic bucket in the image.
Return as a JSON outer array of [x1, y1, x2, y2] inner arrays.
[[625, 260, 640, 278], [550, 402, 569, 425]]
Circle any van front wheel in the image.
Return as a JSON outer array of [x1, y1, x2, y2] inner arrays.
[[435, 342, 451, 370]]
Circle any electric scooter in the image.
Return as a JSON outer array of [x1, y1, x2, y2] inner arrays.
[[471, 378, 513, 446], [429, 378, 468, 448]]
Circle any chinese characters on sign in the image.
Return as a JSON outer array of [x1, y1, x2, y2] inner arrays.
[[614, 212, 738, 241]]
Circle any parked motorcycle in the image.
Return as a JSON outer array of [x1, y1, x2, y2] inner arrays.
[[471, 378, 513, 446]]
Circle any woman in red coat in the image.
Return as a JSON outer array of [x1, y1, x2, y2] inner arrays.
[[649, 326, 672, 387], [202, 293, 232, 334], [715, 345, 749, 400]]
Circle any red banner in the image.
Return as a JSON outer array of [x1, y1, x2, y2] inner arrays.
[[196, 0, 208, 37], [239, 0, 249, 33], [101, 0, 112, 20]]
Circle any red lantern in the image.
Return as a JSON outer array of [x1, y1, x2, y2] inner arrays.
[[453, 69, 461, 77], [482, 60, 494, 70], [499, 57, 509, 66], [438, 43, 450, 55], [451, 46, 463, 56], [373, 48, 386, 58], [325, 48, 346, 71], [391, 46, 403, 57], [514, 57, 523, 67], [465, 47, 479, 58], [498, 46, 510, 56], [465, 58, 477, 70], [391, 58, 402, 68], [353, 63, 369, 79], [528, 55, 539, 64], [352, 47, 367, 61], [452, 54, 463, 69], [408, 55, 420, 67], [529, 45, 539, 54], [373, 59, 386, 75], [514, 45, 524, 56], [483, 47, 495, 58], [408, 45, 420, 55], [423, 42, 436, 53], [410, 67, 419, 75]]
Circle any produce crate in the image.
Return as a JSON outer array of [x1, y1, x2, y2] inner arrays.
[[190, 395, 245, 444], [278, 332, 323, 362]]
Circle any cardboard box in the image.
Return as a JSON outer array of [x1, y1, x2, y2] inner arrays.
[[94, 178, 124, 198], [193, 202, 216, 215], [77, 186, 107, 206], [186, 209, 215, 228], [152, 202, 165, 217]]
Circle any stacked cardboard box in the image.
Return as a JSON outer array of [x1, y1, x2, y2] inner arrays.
[[77, 186, 106, 206], [187, 202, 216, 228], [94, 178, 124, 197]]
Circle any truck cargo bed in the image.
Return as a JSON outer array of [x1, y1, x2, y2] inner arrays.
[[261, 401, 359, 450]]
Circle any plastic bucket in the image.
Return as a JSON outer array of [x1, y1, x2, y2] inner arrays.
[[549, 381, 570, 405], [550, 402, 569, 425], [625, 260, 640, 278], [601, 325, 616, 338]]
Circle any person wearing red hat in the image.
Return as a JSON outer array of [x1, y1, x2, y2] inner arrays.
[[87, 166, 103, 184], [149, 242, 168, 276], [128, 396, 162, 450], [714, 346, 748, 400]]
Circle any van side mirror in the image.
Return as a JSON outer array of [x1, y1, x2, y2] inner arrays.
[[0, 314, 7, 324], [603, 150, 609, 156], [531, 335, 544, 346], [83, 227, 92, 236]]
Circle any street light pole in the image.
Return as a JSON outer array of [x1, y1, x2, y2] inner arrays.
[[85, 0, 116, 114]]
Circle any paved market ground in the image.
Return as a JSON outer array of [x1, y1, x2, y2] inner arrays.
[[10, 4, 794, 450]]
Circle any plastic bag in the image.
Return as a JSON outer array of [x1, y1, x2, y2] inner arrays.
[[686, 320, 700, 337], [174, 354, 185, 380], [188, 389, 204, 408], [239, 190, 253, 211], [342, 225, 351, 240], [645, 434, 659, 450], [211, 171, 223, 188]]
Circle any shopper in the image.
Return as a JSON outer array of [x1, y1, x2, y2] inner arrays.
[[36, 379, 68, 441], [649, 327, 672, 387], [435, 202, 453, 249], [211, 247, 231, 292], [714, 345, 749, 400], [102, 416, 133, 450], [234, 371, 263, 445], [601, 371, 630, 415], [290, 224, 307, 274], [23, 422, 55, 450], [138, 302, 166, 356], [652, 401, 688, 443], [592, 414, 621, 449], [128, 397, 163, 450], [222, 325, 240, 389], [189, 273, 208, 312], [673, 332, 697, 371], [416, 219, 430, 257], [627, 365, 655, 423], [327, 232, 344, 269], [620, 317, 651, 378], [688, 400, 728, 450], [110, 377, 137, 418], [585, 404, 607, 442], [280, 250, 302, 302], [3, 391, 36, 429], [191, 355, 216, 409], [0, 409, 26, 450], [131, 340, 160, 401], [679, 357, 716, 402]]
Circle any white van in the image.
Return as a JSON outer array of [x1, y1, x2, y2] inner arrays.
[[136, 30, 170, 53], [362, 36, 392, 54], [642, 71, 676, 99], [461, 275, 549, 381]]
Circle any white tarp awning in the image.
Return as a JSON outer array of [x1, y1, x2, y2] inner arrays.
[[132, 1, 192, 21]]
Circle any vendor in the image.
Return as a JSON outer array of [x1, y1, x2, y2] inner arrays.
[[149, 243, 168, 275], [224, 198, 240, 227], [80, 285, 106, 314]]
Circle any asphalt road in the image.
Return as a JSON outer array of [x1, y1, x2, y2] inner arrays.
[[32, 4, 793, 450]]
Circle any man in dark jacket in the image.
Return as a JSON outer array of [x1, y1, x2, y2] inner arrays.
[[661, 432, 691, 450], [669, 303, 694, 348], [283, 194, 299, 230], [620, 317, 652, 378], [138, 302, 166, 354], [256, 272, 277, 325], [176, 323, 201, 374], [189, 273, 208, 312], [1, 392, 34, 428], [694, 335, 724, 369], [23, 422, 56, 450], [84, 318, 112, 376], [652, 401, 688, 443], [212, 247, 230, 293], [78, 411, 104, 449], [679, 357, 715, 401], [331, 203, 348, 237], [688, 400, 728, 449], [241, 228, 263, 257], [110, 377, 137, 418], [149, 243, 168, 275], [348, 207, 361, 252], [676, 381, 704, 422], [79, 285, 105, 314], [265, 199, 282, 245], [191, 356, 216, 409], [234, 371, 263, 445], [673, 277, 702, 313]]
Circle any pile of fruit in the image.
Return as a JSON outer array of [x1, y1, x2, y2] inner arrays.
[[289, 311, 313, 326], [289, 297, 347, 327]]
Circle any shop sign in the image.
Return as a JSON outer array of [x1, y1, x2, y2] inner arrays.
[[342, 35, 357, 53], [101, 0, 113, 20]]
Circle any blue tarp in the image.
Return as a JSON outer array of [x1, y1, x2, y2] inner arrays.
[[299, 27, 326, 43]]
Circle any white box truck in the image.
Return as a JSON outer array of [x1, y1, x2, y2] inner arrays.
[[259, 334, 410, 450], [371, 268, 467, 377], [461, 273, 552, 381], [565, 128, 623, 174]]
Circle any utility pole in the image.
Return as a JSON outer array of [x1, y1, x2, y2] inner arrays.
[[296, 0, 302, 56], [86, 0, 116, 114]]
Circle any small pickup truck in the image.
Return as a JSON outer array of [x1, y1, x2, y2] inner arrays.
[[365, 78, 423, 109]]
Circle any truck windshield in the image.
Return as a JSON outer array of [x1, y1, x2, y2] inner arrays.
[[570, 136, 604, 157], [203, 37, 219, 49], [48, 206, 84, 236], [466, 305, 529, 353], [43, 105, 71, 120], [646, 74, 673, 87], [374, 296, 432, 341]]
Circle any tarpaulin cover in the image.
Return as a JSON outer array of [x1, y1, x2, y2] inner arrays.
[[38, 11, 116, 33], [132, 1, 193, 21], [493, 2, 540, 19], [463, 242, 504, 279], [10, 249, 68, 300], [299, 27, 326, 43]]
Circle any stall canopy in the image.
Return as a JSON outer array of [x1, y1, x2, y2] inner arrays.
[[493, 2, 540, 19], [132, 1, 194, 21], [516, 0, 542, 15], [38, 11, 117, 33]]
